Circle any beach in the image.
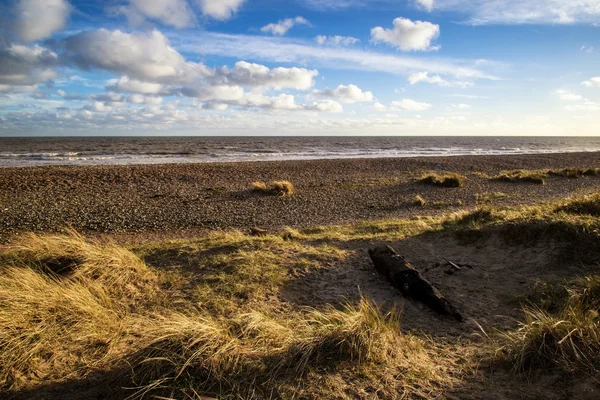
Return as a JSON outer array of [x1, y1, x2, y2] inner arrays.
[[1, 151, 599, 235], [3, 152, 600, 399]]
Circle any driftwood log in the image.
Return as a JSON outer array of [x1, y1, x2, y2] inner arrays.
[[368, 245, 463, 322]]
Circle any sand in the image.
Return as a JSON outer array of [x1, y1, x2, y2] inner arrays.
[[1, 152, 599, 237]]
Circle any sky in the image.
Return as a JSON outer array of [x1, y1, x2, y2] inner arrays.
[[0, 0, 599, 136]]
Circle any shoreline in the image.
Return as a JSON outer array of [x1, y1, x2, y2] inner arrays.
[[2, 149, 600, 169], [1, 152, 599, 236]]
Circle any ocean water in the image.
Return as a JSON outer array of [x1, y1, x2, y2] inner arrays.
[[1, 137, 599, 167]]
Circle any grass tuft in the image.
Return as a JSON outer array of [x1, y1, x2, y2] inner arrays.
[[252, 180, 295, 196], [493, 170, 547, 185], [418, 173, 465, 188], [498, 275, 600, 375], [413, 194, 427, 207], [555, 193, 600, 217]]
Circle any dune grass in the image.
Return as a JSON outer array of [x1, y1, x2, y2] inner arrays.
[[0, 230, 441, 399], [418, 173, 466, 188], [493, 170, 547, 185], [547, 167, 600, 178], [413, 194, 427, 207], [252, 180, 295, 196], [4, 192, 600, 396], [497, 275, 600, 375]]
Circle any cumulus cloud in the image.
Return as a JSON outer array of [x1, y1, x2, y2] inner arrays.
[[311, 84, 374, 103], [371, 17, 440, 52], [61, 29, 211, 82], [13, 0, 70, 42], [315, 35, 360, 46], [408, 71, 474, 88], [196, 0, 245, 20], [215, 61, 318, 90], [261, 17, 310, 36], [372, 102, 387, 112], [108, 76, 165, 94], [390, 99, 432, 111], [117, 0, 196, 28], [309, 99, 343, 113], [127, 94, 164, 105], [582, 77, 600, 88], [0, 44, 58, 92], [556, 89, 583, 101]]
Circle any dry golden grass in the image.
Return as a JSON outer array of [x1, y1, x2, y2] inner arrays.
[[547, 167, 600, 178], [493, 170, 547, 185], [413, 194, 427, 207], [418, 173, 466, 188], [1, 230, 443, 399], [5, 193, 600, 397], [497, 275, 600, 375], [251, 180, 295, 196]]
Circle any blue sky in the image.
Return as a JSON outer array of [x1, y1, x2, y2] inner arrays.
[[0, 0, 599, 136]]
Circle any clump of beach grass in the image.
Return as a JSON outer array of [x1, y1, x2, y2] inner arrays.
[[555, 193, 600, 217], [547, 168, 600, 178], [497, 275, 600, 375], [493, 170, 547, 185], [0, 231, 159, 389], [128, 297, 428, 399], [414, 194, 427, 207], [418, 173, 466, 188], [252, 180, 295, 196]]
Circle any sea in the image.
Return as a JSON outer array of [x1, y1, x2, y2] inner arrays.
[[1, 136, 599, 167]]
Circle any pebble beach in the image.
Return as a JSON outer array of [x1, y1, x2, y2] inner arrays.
[[1, 152, 599, 236]]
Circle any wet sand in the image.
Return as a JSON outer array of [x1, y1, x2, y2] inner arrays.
[[1, 152, 599, 236]]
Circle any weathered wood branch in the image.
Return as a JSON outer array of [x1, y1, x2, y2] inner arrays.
[[368, 245, 463, 322]]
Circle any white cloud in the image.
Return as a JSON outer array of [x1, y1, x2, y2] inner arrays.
[[447, 93, 490, 99], [408, 71, 474, 88], [87, 101, 113, 112], [581, 45, 594, 53], [582, 77, 600, 88], [13, 0, 70, 42], [433, 0, 600, 25], [452, 103, 471, 109], [372, 102, 387, 111], [565, 100, 600, 112], [391, 99, 432, 111], [62, 29, 211, 82], [179, 32, 495, 80], [127, 94, 164, 105], [556, 89, 583, 101], [196, 0, 245, 20], [0, 44, 58, 92], [301, 0, 600, 25], [119, 0, 196, 28], [181, 84, 245, 101], [315, 35, 360, 46], [216, 61, 318, 90], [309, 99, 344, 113], [108, 76, 165, 94], [311, 84, 374, 103], [261, 17, 310, 36], [416, 0, 434, 12], [371, 17, 440, 52]]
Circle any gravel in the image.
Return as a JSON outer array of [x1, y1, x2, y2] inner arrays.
[[1, 152, 599, 237]]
